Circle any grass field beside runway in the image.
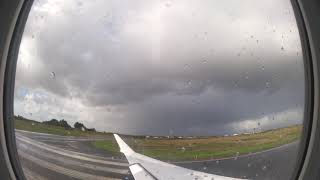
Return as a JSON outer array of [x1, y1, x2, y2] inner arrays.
[[103, 125, 301, 161]]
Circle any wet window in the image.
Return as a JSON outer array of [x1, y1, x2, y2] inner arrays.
[[14, 0, 304, 179]]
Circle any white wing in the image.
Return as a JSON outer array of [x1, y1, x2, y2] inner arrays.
[[114, 134, 247, 180]]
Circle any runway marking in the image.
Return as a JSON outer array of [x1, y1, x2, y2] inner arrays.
[[16, 135, 128, 167], [17, 139, 129, 175], [22, 166, 48, 180], [19, 150, 121, 180]]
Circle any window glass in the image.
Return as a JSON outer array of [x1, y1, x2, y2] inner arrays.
[[15, 0, 304, 179]]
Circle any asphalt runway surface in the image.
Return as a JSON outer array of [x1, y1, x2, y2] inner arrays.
[[176, 142, 299, 180], [15, 130, 299, 180]]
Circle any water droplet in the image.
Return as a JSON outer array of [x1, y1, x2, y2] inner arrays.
[[234, 152, 240, 160], [248, 163, 251, 167], [31, 35, 35, 39], [256, 40, 259, 44], [203, 166, 207, 170], [250, 35, 254, 39], [261, 66, 265, 71], [281, 46, 284, 51], [181, 147, 186, 152], [186, 80, 192, 86], [266, 81, 270, 88], [165, 0, 172, 7], [50, 72, 55, 79], [202, 59, 207, 63], [216, 160, 220, 164], [233, 81, 238, 87], [258, 122, 261, 126], [262, 165, 267, 171]]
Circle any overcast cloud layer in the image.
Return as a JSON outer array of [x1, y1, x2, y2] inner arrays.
[[14, 0, 305, 136]]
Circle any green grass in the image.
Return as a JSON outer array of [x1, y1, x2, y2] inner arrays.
[[91, 140, 121, 155], [15, 118, 111, 137], [122, 125, 302, 161]]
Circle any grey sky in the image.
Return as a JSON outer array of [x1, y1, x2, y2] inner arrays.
[[14, 0, 305, 136]]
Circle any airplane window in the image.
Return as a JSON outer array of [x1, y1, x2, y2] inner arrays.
[[14, 0, 305, 179]]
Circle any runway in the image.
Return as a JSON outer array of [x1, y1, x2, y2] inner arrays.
[[176, 142, 299, 180], [16, 130, 299, 180], [16, 130, 133, 180]]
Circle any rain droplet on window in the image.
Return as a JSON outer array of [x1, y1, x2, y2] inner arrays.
[[181, 147, 186, 152], [234, 152, 240, 160], [165, 0, 172, 7], [266, 81, 270, 88], [77, 1, 83, 7], [187, 80, 192, 86], [281, 46, 284, 51], [50, 72, 56, 79], [262, 165, 267, 171]]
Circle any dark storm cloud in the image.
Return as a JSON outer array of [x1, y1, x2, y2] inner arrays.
[[15, 0, 305, 135]]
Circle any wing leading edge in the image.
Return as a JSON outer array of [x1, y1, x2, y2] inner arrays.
[[114, 134, 247, 180]]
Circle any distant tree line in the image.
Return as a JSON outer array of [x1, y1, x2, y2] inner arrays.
[[43, 119, 72, 129], [14, 115, 95, 132], [73, 122, 96, 132]]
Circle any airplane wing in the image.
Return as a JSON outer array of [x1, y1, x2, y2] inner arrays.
[[114, 134, 247, 180]]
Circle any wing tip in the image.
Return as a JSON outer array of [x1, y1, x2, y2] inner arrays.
[[113, 134, 135, 156]]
